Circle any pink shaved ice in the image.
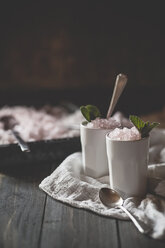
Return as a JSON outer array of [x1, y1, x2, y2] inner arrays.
[[108, 127, 141, 141], [87, 117, 121, 129]]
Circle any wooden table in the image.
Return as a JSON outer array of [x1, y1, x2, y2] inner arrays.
[[0, 140, 164, 248]]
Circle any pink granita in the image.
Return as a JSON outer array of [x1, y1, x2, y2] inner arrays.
[[108, 126, 141, 141], [87, 117, 121, 129]]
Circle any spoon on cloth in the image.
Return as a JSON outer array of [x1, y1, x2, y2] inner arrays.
[[106, 74, 127, 119], [99, 188, 151, 234], [0, 115, 30, 152]]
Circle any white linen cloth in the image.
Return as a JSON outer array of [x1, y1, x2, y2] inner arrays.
[[39, 128, 165, 240]]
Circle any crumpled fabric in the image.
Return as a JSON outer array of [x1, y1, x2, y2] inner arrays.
[[39, 128, 165, 240]]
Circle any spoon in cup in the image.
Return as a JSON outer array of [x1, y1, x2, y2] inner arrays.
[[106, 74, 127, 119], [99, 188, 151, 234]]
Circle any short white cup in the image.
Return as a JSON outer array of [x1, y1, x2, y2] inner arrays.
[[80, 122, 111, 178], [106, 134, 150, 198]]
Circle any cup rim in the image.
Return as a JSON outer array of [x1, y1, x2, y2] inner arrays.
[[106, 132, 149, 143]]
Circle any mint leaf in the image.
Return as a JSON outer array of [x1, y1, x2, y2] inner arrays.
[[80, 105, 101, 122], [86, 105, 101, 120], [80, 106, 91, 122], [129, 115, 160, 138]]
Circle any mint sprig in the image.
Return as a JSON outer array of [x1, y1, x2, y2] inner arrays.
[[80, 105, 101, 122], [129, 115, 160, 138]]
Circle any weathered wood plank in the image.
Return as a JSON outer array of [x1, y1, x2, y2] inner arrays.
[[1, 156, 164, 248], [40, 197, 119, 248], [118, 219, 165, 248], [0, 162, 50, 248]]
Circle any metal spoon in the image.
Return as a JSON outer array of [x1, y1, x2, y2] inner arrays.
[[99, 188, 151, 234], [106, 74, 127, 119], [0, 115, 30, 152]]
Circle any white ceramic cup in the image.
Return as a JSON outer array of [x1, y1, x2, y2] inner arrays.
[[80, 122, 111, 178], [106, 134, 150, 198]]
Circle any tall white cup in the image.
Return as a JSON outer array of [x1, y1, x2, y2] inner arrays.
[[80, 122, 111, 178], [106, 134, 150, 198]]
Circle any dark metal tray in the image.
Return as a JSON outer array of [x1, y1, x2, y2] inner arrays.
[[0, 137, 81, 168]]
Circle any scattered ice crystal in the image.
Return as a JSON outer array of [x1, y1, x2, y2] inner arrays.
[[108, 127, 141, 141]]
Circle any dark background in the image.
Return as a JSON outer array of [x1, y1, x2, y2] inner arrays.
[[0, 1, 165, 115]]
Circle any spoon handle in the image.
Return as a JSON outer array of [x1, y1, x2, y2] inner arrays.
[[106, 74, 127, 119], [120, 205, 150, 234], [12, 130, 30, 152]]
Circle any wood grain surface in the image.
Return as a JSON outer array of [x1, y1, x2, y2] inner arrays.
[[0, 151, 164, 248]]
